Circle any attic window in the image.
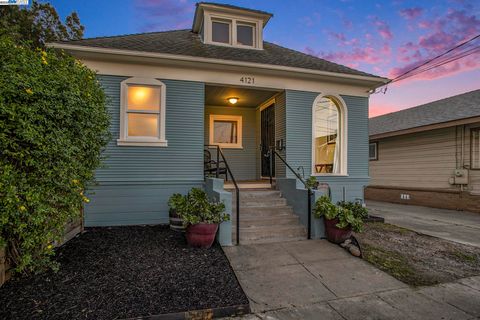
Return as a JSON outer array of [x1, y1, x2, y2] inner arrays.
[[212, 20, 230, 44], [237, 23, 254, 46]]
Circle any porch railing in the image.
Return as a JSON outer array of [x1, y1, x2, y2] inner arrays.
[[268, 147, 312, 239], [204, 145, 240, 245]]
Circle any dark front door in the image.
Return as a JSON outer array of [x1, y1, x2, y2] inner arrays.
[[261, 104, 275, 177]]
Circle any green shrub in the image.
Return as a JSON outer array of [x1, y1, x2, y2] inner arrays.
[[337, 200, 369, 220], [313, 195, 364, 232], [0, 36, 110, 274], [170, 188, 229, 226]]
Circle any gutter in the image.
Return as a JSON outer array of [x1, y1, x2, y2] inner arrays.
[[48, 43, 390, 88]]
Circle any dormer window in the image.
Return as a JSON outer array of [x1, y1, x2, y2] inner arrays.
[[192, 3, 272, 50]]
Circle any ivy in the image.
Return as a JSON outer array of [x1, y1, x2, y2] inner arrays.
[[0, 36, 110, 274]]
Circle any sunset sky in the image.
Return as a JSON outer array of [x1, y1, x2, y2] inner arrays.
[[49, 0, 480, 117]]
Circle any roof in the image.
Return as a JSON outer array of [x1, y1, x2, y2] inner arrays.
[[54, 29, 380, 79], [370, 89, 480, 137], [196, 2, 273, 17]]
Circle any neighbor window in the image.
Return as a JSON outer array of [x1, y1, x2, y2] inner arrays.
[[369, 142, 378, 161], [236, 23, 254, 46], [212, 20, 230, 44], [117, 77, 167, 147], [312, 96, 346, 174], [209, 115, 242, 148], [472, 128, 480, 169]]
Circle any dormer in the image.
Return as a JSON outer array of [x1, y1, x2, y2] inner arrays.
[[192, 2, 273, 50]]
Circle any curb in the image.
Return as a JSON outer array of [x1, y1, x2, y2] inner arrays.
[[125, 304, 251, 320]]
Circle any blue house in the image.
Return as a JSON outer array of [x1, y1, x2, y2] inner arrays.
[[51, 2, 387, 245]]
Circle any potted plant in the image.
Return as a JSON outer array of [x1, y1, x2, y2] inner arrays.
[[167, 193, 186, 232], [178, 188, 229, 248], [313, 195, 364, 244]]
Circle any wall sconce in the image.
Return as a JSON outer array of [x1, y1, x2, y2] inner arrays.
[[227, 97, 239, 105]]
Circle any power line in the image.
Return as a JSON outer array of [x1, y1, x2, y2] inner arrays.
[[390, 33, 480, 82]]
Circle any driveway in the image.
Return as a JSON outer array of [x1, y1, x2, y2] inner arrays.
[[367, 201, 480, 248], [222, 240, 480, 319]]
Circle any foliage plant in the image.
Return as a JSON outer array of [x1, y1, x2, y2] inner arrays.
[[337, 200, 369, 220], [169, 188, 229, 227], [0, 36, 110, 274], [305, 176, 318, 189], [313, 196, 364, 232], [0, 0, 84, 48]]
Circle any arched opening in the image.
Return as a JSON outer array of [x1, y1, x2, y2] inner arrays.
[[312, 95, 347, 175]]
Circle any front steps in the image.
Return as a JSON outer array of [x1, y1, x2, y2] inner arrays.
[[230, 189, 307, 245]]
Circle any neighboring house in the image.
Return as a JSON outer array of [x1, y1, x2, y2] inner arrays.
[[50, 2, 387, 243], [368, 89, 480, 213]]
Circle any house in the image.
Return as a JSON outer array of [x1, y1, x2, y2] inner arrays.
[[367, 89, 480, 213], [50, 2, 388, 244]]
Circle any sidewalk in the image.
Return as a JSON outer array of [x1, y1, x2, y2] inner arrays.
[[367, 201, 480, 248], [222, 240, 480, 319]]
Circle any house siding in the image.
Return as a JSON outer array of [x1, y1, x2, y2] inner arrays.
[[275, 92, 287, 178], [84, 76, 205, 226], [370, 124, 480, 191], [205, 106, 257, 181], [284, 90, 369, 203]]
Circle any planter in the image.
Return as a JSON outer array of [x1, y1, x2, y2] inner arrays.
[[186, 223, 218, 248], [324, 218, 352, 244], [169, 209, 185, 232]]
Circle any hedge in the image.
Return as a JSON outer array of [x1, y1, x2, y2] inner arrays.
[[0, 36, 110, 274]]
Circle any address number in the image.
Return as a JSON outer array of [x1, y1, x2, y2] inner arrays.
[[240, 76, 255, 84]]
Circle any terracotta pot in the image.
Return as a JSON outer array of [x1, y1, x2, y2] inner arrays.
[[186, 223, 218, 248], [169, 209, 185, 232], [324, 218, 352, 244]]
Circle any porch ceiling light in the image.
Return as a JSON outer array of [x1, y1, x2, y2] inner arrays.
[[227, 97, 239, 105]]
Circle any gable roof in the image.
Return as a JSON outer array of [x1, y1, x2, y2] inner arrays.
[[196, 2, 273, 17], [54, 29, 381, 79], [370, 89, 480, 137]]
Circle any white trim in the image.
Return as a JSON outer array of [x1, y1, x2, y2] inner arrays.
[[209, 114, 243, 149], [48, 43, 388, 88], [311, 93, 348, 176], [117, 77, 168, 147]]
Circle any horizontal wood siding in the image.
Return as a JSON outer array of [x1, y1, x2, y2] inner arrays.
[[370, 123, 480, 193], [205, 106, 257, 181], [284, 90, 369, 203], [85, 76, 205, 226]]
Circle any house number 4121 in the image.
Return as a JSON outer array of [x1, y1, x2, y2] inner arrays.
[[240, 76, 255, 84]]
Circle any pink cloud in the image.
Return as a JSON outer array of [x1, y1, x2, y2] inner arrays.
[[372, 17, 393, 40], [369, 102, 400, 117], [306, 46, 388, 69], [399, 7, 423, 20]]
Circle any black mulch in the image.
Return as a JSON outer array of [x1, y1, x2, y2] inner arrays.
[[0, 226, 249, 320]]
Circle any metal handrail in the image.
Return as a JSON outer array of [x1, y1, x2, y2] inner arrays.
[[269, 147, 312, 239], [205, 144, 240, 245]]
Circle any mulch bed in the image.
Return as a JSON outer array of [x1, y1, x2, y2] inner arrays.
[[356, 222, 480, 286], [0, 226, 248, 320]]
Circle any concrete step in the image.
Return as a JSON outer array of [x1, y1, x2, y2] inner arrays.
[[235, 198, 288, 208], [232, 224, 307, 243], [232, 215, 300, 227], [232, 190, 282, 199], [238, 206, 295, 216]]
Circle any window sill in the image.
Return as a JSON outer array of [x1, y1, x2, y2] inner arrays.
[[209, 144, 243, 150], [117, 139, 168, 147], [311, 173, 349, 177]]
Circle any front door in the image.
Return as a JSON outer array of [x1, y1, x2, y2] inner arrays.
[[261, 104, 275, 177]]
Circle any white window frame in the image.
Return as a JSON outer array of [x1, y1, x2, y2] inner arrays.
[[369, 142, 378, 161], [211, 18, 232, 45], [311, 94, 348, 176], [204, 11, 263, 49], [117, 77, 167, 147], [209, 114, 243, 149]]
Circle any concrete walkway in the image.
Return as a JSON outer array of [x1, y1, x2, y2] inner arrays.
[[367, 201, 480, 248], [222, 240, 480, 319]]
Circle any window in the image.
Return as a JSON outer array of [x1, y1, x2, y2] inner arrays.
[[312, 96, 346, 175], [117, 77, 167, 147], [369, 142, 378, 161], [209, 115, 242, 148], [472, 128, 480, 169], [236, 23, 254, 46], [212, 20, 230, 44]]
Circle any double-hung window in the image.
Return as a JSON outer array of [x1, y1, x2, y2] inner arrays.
[[369, 142, 378, 161], [472, 128, 480, 169], [117, 77, 167, 147], [210, 18, 257, 48]]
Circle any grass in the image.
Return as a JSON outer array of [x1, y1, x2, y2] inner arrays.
[[452, 251, 478, 263]]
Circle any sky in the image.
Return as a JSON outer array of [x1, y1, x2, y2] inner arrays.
[[47, 0, 480, 117]]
